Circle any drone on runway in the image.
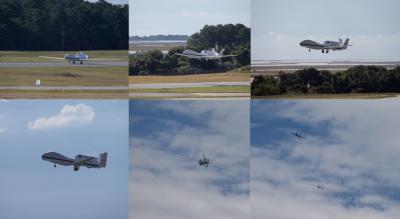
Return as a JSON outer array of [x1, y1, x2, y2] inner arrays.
[[39, 51, 119, 64]]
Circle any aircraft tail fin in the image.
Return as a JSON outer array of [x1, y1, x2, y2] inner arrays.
[[344, 38, 350, 46], [339, 38, 343, 44], [99, 153, 107, 167]]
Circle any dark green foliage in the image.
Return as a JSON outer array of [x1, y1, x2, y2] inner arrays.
[[251, 66, 400, 96], [129, 24, 250, 75], [0, 0, 128, 50]]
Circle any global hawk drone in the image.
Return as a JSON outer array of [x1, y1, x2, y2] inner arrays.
[[39, 51, 119, 64], [198, 154, 212, 167], [42, 152, 107, 171]]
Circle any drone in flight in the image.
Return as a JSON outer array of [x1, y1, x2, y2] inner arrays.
[[316, 184, 326, 190], [290, 131, 304, 138], [198, 154, 212, 167]]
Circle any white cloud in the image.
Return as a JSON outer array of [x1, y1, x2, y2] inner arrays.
[[0, 127, 6, 134], [28, 104, 95, 130]]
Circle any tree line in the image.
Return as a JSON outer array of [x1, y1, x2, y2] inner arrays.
[[130, 24, 250, 75], [0, 0, 128, 51], [252, 66, 400, 96]]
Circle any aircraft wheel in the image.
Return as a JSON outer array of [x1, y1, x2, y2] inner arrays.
[[309, 49, 311, 52], [73, 61, 75, 64], [54, 164, 56, 167], [321, 49, 324, 53], [326, 50, 329, 54], [80, 61, 83, 64]]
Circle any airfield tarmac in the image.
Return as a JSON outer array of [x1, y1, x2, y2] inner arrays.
[[0, 86, 128, 90], [130, 81, 250, 89], [0, 61, 127, 67], [252, 60, 400, 75], [130, 92, 250, 98]]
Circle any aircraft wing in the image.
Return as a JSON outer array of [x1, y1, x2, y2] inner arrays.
[[38, 56, 65, 60], [220, 55, 237, 57], [74, 157, 94, 165], [86, 58, 120, 61]]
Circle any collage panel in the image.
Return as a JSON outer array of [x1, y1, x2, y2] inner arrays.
[[0, 100, 128, 218], [130, 100, 249, 218], [0, 0, 129, 99], [251, 100, 400, 219], [129, 0, 250, 99], [251, 0, 400, 98]]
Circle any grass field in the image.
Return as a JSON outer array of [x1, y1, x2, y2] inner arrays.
[[0, 89, 127, 99], [0, 50, 128, 62], [0, 66, 127, 86], [131, 85, 249, 93], [253, 93, 400, 99], [130, 71, 249, 84]]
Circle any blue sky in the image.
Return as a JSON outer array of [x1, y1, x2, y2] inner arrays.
[[0, 100, 128, 219], [130, 0, 250, 36], [252, 0, 400, 60], [251, 100, 400, 219], [130, 100, 249, 219]]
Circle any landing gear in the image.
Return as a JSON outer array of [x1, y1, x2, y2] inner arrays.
[[80, 61, 83, 64], [326, 50, 329, 53], [54, 164, 56, 167], [322, 49, 324, 53], [309, 49, 311, 52], [72, 61, 76, 64]]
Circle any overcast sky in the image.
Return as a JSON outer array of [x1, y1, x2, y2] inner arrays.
[[0, 100, 128, 219], [251, 100, 400, 219], [130, 0, 250, 36], [252, 0, 400, 60], [130, 100, 249, 219]]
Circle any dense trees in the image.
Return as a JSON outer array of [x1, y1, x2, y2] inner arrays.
[[130, 24, 250, 75], [251, 66, 400, 96], [0, 0, 128, 50]]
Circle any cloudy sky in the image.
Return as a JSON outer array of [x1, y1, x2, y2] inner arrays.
[[252, 0, 400, 60], [130, 0, 250, 36], [130, 100, 249, 219], [0, 100, 128, 219], [251, 100, 400, 219]]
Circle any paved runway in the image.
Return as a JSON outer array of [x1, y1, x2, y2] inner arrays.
[[252, 60, 400, 74], [130, 81, 250, 89], [0, 86, 128, 90], [130, 92, 250, 98], [0, 61, 128, 67]]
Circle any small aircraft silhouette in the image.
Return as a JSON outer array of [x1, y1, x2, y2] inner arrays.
[[175, 45, 237, 60], [39, 51, 119, 64], [198, 154, 211, 167], [290, 131, 303, 138], [316, 184, 326, 190], [42, 152, 107, 171], [300, 38, 351, 53]]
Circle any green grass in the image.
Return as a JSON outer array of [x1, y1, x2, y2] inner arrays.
[[0, 66, 127, 86], [0, 50, 128, 62], [131, 85, 249, 93]]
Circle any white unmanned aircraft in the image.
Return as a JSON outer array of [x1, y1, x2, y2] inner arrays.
[[175, 46, 237, 60], [39, 51, 119, 64], [42, 152, 107, 171], [300, 38, 351, 53]]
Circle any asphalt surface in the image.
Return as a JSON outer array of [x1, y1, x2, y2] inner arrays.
[[130, 81, 250, 89], [251, 60, 400, 74], [130, 92, 250, 98], [0, 61, 128, 67], [0, 86, 128, 90]]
